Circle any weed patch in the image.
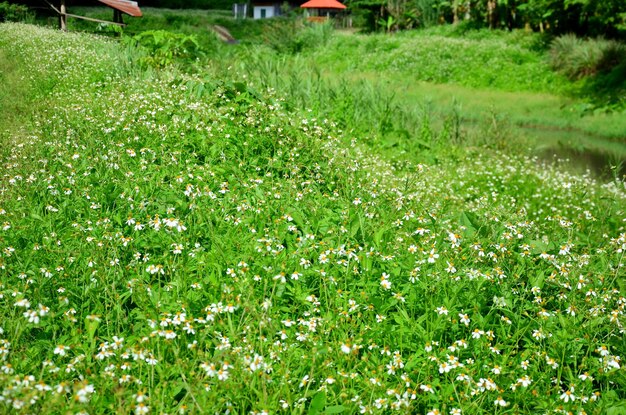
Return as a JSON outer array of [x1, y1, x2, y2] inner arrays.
[[549, 34, 626, 111], [0, 22, 625, 415]]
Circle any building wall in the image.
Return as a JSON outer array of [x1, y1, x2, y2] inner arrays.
[[253, 6, 276, 19]]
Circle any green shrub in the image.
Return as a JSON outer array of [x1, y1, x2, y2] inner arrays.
[[124, 29, 205, 68], [0, 1, 34, 23], [549, 34, 626, 80], [263, 19, 334, 54]]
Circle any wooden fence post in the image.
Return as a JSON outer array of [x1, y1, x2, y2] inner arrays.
[[60, 0, 67, 30]]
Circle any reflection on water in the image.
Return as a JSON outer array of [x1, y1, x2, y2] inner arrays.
[[540, 147, 626, 180]]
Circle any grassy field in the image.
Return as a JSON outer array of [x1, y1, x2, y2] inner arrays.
[[58, 6, 625, 174], [242, 28, 626, 175], [0, 48, 32, 142], [1, 18, 625, 415]]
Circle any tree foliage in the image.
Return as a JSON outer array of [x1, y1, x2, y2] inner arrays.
[[10, 0, 626, 37], [347, 0, 626, 37], [0, 1, 34, 22]]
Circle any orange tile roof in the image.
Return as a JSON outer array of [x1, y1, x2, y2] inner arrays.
[[300, 0, 346, 9]]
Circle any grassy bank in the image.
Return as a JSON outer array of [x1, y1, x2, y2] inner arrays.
[[0, 48, 29, 141], [277, 28, 626, 157], [229, 46, 626, 176], [1, 22, 625, 414], [45, 9, 626, 166]]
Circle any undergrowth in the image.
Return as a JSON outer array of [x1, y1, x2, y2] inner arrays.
[[0, 2, 33, 23], [549, 34, 626, 111], [0, 22, 625, 415], [309, 29, 569, 94]]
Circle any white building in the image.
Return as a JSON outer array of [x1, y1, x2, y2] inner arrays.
[[253, 3, 279, 19]]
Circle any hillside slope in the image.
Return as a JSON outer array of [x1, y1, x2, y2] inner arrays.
[[0, 23, 625, 414]]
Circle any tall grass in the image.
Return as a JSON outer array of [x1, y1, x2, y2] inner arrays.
[[228, 46, 538, 171], [413, 0, 441, 27], [311, 29, 569, 93], [262, 19, 334, 54], [549, 34, 626, 111], [23, 8, 626, 161], [232, 49, 472, 163], [217, 27, 625, 169], [549, 34, 626, 79]]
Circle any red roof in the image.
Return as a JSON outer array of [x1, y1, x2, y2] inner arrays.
[[98, 0, 142, 17], [300, 0, 346, 9]]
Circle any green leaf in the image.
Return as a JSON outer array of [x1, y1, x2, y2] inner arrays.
[[607, 404, 626, 415], [374, 226, 386, 246], [350, 216, 361, 239], [85, 316, 100, 340], [529, 272, 544, 289], [529, 239, 549, 254], [459, 211, 477, 237], [276, 282, 285, 298], [404, 352, 423, 371], [308, 392, 326, 415], [323, 405, 346, 414]]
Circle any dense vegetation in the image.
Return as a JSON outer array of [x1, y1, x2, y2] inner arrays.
[[1, 20, 625, 415], [13, 0, 237, 12], [349, 0, 626, 37], [73, 8, 626, 173], [0, 1, 34, 23], [8, 0, 626, 38]]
